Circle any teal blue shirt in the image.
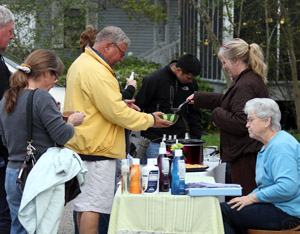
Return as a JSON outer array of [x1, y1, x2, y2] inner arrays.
[[251, 130, 300, 218]]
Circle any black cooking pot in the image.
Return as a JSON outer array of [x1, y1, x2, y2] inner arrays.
[[165, 139, 206, 165]]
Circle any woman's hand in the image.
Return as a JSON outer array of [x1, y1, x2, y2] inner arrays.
[[67, 112, 86, 126], [125, 99, 141, 111], [187, 94, 194, 104], [126, 78, 137, 90], [228, 193, 258, 211]]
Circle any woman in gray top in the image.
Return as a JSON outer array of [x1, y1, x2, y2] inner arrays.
[[0, 49, 85, 234]]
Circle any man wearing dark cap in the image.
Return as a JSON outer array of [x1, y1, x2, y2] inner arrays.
[[135, 54, 202, 163]]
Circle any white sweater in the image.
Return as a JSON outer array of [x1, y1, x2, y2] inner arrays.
[[18, 147, 87, 234]]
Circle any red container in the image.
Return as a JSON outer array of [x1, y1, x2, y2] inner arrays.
[[165, 139, 205, 165]]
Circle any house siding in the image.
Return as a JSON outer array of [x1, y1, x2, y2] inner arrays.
[[99, 6, 155, 56], [99, 1, 180, 58], [169, 1, 180, 43]]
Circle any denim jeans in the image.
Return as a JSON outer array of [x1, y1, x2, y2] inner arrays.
[[221, 202, 300, 234], [5, 167, 28, 234], [0, 156, 5, 168], [141, 142, 160, 164]]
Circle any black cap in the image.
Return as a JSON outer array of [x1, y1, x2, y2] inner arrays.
[[176, 54, 201, 76]]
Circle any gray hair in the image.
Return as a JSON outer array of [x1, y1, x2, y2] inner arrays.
[[95, 26, 130, 46], [244, 98, 281, 131], [0, 6, 14, 27]]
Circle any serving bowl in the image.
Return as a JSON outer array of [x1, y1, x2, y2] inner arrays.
[[159, 113, 179, 126]]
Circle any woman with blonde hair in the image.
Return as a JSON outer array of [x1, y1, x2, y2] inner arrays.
[[0, 49, 85, 234], [188, 38, 269, 195]]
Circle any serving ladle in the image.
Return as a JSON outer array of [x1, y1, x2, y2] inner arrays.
[[171, 100, 191, 113]]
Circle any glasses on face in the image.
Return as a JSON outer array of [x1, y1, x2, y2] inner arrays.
[[54, 74, 60, 83], [51, 71, 60, 83], [112, 43, 125, 57], [246, 117, 259, 124]]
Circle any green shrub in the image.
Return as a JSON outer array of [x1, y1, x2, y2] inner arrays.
[[195, 77, 217, 131], [288, 130, 300, 142], [202, 132, 220, 148], [114, 56, 161, 93]]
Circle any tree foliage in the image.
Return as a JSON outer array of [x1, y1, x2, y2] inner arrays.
[[3, 0, 300, 129], [119, 0, 300, 130], [4, 0, 88, 63], [114, 0, 168, 23]]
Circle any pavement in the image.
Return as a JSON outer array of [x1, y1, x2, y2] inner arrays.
[[57, 203, 75, 234]]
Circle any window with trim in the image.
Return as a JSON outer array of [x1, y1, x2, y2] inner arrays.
[[64, 8, 86, 48]]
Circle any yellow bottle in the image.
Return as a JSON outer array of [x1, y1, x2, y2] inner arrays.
[[129, 158, 141, 194]]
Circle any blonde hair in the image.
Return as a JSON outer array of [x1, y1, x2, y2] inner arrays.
[[218, 38, 267, 83], [79, 25, 100, 53], [4, 49, 64, 114]]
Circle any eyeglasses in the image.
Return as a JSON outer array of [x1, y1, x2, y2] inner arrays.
[[246, 117, 258, 124], [112, 43, 125, 57], [54, 73, 60, 83], [50, 71, 60, 83]]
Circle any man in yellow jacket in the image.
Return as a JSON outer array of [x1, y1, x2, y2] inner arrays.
[[64, 26, 171, 234]]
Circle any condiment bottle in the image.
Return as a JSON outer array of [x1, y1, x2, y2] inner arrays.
[[121, 159, 130, 194], [129, 158, 141, 194], [157, 140, 170, 192], [125, 71, 134, 89], [171, 149, 185, 195], [142, 158, 159, 194]]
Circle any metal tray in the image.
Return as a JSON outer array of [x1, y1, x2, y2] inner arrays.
[[186, 165, 209, 172]]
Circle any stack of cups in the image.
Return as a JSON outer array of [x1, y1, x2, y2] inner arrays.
[[121, 159, 130, 194]]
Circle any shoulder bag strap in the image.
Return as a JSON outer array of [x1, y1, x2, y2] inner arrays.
[[26, 89, 37, 143]]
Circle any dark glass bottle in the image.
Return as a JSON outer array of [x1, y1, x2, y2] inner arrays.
[[157, 141, 170, 192]]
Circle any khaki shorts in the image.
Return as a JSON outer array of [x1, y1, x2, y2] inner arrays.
[[71, 159, 116, 214]]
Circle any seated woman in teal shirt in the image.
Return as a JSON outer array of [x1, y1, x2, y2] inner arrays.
[[221, 98, 300, 234]]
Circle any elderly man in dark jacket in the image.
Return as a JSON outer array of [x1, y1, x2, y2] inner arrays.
[[0, 5, 14, 234]]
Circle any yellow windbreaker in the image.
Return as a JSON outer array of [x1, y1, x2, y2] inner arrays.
[[64, 47, 154, 159]]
